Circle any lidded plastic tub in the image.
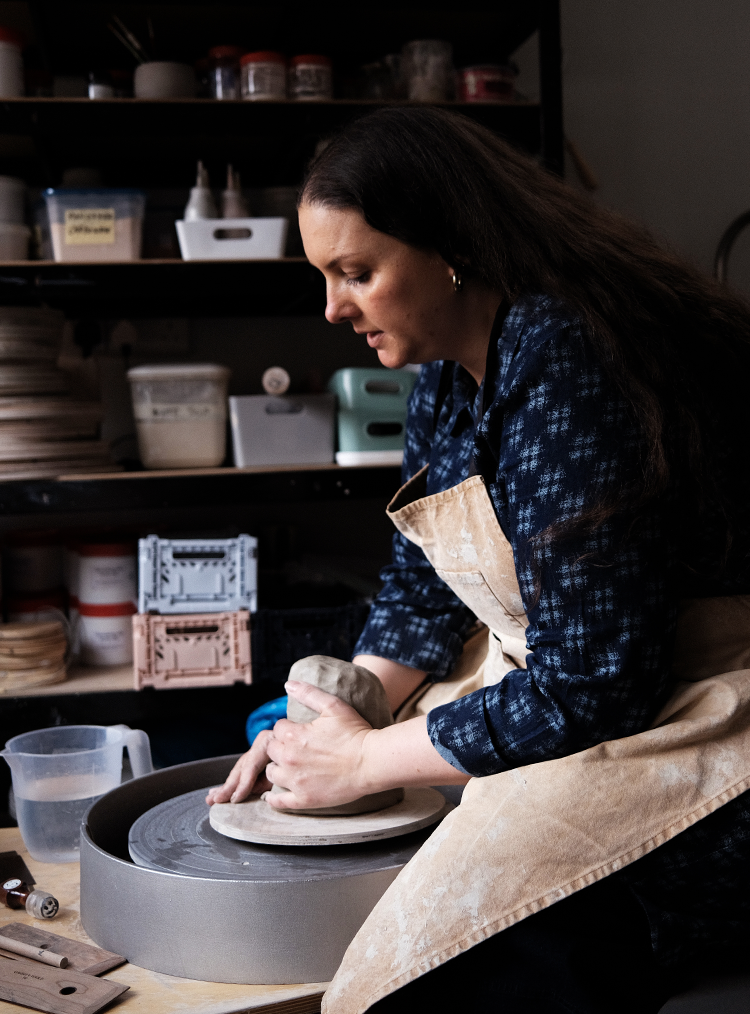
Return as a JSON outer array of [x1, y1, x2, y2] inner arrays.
[[127, 363, 230, 469], [328, 368, 417, 466], [240, 51, 286, 100], [44, 188, 146, 262], [75, 542, 137, 666]]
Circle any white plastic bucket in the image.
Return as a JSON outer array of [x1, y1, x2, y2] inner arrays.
[[77, 543, 136, 605], [127, 363, 230, 469], [78, 604, 135, 666]]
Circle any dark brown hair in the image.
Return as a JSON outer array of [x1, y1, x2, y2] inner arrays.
[[301, 106, 750, 562]]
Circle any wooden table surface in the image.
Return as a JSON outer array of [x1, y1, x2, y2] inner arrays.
[[0, 827, 327, 1014]]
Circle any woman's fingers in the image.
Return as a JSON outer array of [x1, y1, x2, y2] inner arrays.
[[205, 729, 274, 805], [284, 679, 361, 719]]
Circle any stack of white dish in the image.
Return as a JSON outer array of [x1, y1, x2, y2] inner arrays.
[[0, 307, 117, 478]]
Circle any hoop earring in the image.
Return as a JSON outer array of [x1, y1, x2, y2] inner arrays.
[[452, 269, 463, 293]]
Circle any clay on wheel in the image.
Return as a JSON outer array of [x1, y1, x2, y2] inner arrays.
[[268, 655, 405, 815]]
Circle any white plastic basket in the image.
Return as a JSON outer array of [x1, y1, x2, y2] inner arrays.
[[138, 533, 258, 614], [175, 217, 288, 261]]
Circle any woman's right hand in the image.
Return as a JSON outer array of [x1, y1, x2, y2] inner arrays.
[[205, 728, 274, 805]]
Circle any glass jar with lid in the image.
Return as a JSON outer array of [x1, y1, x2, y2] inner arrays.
[[240, 51, 287, 101], [289, 54, 332, 101], [208, 45, 243, 100]]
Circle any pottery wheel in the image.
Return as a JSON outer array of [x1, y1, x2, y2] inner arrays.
[[128, 788, 448, 878], [209, 786, 451, 846]]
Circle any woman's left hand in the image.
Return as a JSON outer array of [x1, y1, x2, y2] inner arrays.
[[263, 680, 376, 811]]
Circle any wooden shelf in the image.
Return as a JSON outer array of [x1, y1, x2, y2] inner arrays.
[[2, 97, 531, 107], [0, 257, 324, 316], [0, 257, 308, 267], [0, 462, 403, 518], [2, 662, 134, 698], [53, 461, 388, 482]]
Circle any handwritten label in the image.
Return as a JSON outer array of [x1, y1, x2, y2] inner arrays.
[[64, 208, 115, 245], [133, 402, 224, 421]]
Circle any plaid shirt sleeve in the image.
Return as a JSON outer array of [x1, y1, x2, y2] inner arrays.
[[353, 362, 477, 678], [427, 295, 681, 776]]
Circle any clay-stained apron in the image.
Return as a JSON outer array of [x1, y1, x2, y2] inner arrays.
[[323, 467, 750, 1014]]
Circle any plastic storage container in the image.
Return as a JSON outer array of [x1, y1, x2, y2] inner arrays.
[[127, 363, 230, 469], [133, 611, 252, 689], [138, 534, 257, 614], [328, 368, 417, 465], [229, 393, 335, 467], [208, 45, 242, 99], [77, 542, 137, 606], [44, 188, 146, 263], [288, 54, 333, 100], [0, 724, 152, 862], [75, 542, 137, 667], [78, 605, 136, 666], [240, 51, 286, 100], [175, 217, 288, 261]]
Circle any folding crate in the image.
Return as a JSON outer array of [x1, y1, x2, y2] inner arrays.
[[138, 534, 257, 614], [133, 610, 252, 690]]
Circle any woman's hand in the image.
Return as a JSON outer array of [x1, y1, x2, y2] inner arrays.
[[207, 678, 471, 808], [263, 680, 375, 811], [206, 680, 378, 810], [205, 728, 275, 805]]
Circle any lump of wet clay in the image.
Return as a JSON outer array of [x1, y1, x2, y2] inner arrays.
[[266, 654, 405, 816]]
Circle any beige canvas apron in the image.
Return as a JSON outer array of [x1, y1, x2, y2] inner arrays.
[[323, 466, 750, 1014]]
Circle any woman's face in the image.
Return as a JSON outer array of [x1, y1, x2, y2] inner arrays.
[[299, 202, 461, 370]]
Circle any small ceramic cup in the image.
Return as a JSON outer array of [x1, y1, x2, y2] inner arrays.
[[134, 62, 196, 99]]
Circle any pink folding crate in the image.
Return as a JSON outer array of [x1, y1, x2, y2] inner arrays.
[[133, 610, 252, 690]]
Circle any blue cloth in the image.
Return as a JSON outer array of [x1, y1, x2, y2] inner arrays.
[[245, 696, 287, 746], [354, 292, 750, 966]]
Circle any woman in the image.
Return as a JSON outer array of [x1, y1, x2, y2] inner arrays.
[[209, 108, 750, 1013]]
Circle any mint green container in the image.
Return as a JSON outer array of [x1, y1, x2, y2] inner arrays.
[[328, 368, 417, 465]]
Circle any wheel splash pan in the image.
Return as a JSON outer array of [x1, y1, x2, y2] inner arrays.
[[80, 755, 430, 984]]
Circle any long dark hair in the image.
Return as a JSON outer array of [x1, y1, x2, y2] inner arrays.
[[300, 106, 750, 566]]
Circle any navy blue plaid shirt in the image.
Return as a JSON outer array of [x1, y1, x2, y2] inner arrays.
[[354, 292, 750, 966]]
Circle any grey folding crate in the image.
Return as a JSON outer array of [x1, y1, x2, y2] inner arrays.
[[138, 534, 258, 614]]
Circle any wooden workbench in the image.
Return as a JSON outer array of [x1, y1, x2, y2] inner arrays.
[[0, 827, 327, 1014]]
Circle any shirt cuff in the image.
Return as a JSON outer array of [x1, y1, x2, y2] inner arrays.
[[428, 738, 472, 776], [354, 609, 466, 678], [427, 688, 511, 777]]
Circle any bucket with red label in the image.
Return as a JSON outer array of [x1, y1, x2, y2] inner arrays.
[[458, 63, 517, 103], [75, 542, 137, 666]]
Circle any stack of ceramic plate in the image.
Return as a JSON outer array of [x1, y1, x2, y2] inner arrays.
[[0, 620, 67, 693], [0, 308, 65, 388], [0, 308, 119, 479]]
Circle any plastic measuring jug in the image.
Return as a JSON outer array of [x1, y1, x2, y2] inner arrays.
[[1, 724, 152, 862]]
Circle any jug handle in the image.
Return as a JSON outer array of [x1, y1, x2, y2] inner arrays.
[[112, 725, 154, 778]]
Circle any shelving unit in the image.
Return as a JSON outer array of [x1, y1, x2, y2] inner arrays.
[[0, 0, 562, 771]]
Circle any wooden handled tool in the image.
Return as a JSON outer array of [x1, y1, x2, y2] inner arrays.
[[0, 933, 68, 967]]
